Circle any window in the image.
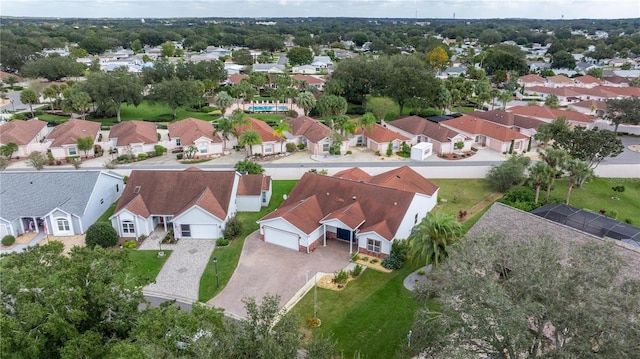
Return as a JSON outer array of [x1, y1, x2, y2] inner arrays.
[[199, 145, 208, 154], [414, 214, 419, 224], [262, 191, 267, 203], [57, 219, 70, 231], [367, 239, 381, 253], [322, 143, 329, 152], [176, 138, 182, 146], [514, 141, 521, 150], [264, 146, 272, 153], [116, 184, 119, 192], [181, 224, 191, 237], [122, 221, 134, 234], [68, 147, 77, 156], [392, 141, 399, 149]]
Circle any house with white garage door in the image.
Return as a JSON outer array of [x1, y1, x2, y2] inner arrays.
[[257, 166, 439, 258], [0, 171, 124, 238], [110, 167, 269, 240]]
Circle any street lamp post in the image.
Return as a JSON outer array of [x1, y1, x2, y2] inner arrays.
[[213, 257, 219, 289]]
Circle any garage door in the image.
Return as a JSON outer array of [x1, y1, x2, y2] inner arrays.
[[264, 227, 299, 251], [189, 224, 218, 239]]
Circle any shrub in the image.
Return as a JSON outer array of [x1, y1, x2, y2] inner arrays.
[[370, 258, 378, 264], [154, 145, 167, 156], [333, 269, 349, 284], [386, 142, 393, 157], [498, 187, 539, 212], [123, 240, 137, 249], [351, 264, 364, 277], [176, 153, 184, 160], [286, 142, 297, 152], [223, 216, 242, 239], [375, 151, 381, 156], [346, 150, 352, 155], [612, 185, 625, 193], [137, 153, 147, 161], [123, 175, 129, 184], [85, 222, 118, 248], [417, 269, 426, 275], [286, 109, 298, 118], [382, 241, 408, 269], [361, 256, 369, 262], [216, 238, 230, 247], [297, 143, 306, 150], [351, 253, 360, 262], [605, 209, 619, 220], [624, 218, 634, 225], [2, 235, 16, 246]]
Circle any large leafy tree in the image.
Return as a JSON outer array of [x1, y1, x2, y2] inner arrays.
[[358, 112, 377, 132], [325, 56, 384, 105], [485, 154, 531, 192], [482, 46, 528, 75], [425, 46, 449, 72], [382, 55, 440, 115], [26, 151, 47, 170], [551, 50, 576, 69], [148, 79, 200, 120], [553, 126, 624, 172], [605, 97, 640, 133], [366, 96, 397, 121], [81, 67, 143, 122], [288, 46, 313, 66], [0, 242, 145, 358], [76, 136, 94, 158], [235, 159, 265, 175], [407, 212, 463, 267], [534, 116, 571, 146], [409, 234, 640, 359], [295, 91, 316, 116], [19, 89, 39, 118], [63, 88, 92, 119], [0, 142, 18, 160], [232, 48, 254, 65], [20, 54, 85, 81], [316, 94, 347, 118]]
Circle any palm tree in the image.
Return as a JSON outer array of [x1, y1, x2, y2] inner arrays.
[[538, 147, 569, 202], [489, 88, 500, 110], [563, 159, 594, 205], [273, 122, 291, 153], [215, 118, 233, 151], [358, 112, 376, 132], [42, 86, 57, 110], [239, 129, 262, 157], [498, 91, 512, 110], [295, 91, 316, 116], [214, 91, 234, 117], [407, 212, 463, 267], [20, 89, 39, 118], [231, 109, 251, 137], [528, 161, 553, 204]]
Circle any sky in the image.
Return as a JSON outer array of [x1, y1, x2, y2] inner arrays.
[[1, 0, 638, 19]]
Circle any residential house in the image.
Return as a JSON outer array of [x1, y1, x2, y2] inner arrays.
[[546, 75, 575, 87], [0, 119, 49, 157], [45, 119, 101, 159], [224, 63, 245, 75], [110, 168, 242, 240], [287, 116, 348, 155], [237, 117, 282, 155], [603, 75, 630, 87], [292, 74, 325, 91], [257, 166, 439, 257], [252, 64, 285, 73], [568, 100, 607, 116], [0, 171, 123, 238], [469, 110, 546, 138], [108, 120, 158, 155], [520, 86, 583, 105], [507, 105, 596, 128], [205, 46, 232, 58], [291, 65, 321, 75], [386, 116, 472, 155], [168, 117, 223, 155], [518, 74, 548, 88], [441, 115, 530, 154], [311, 56, 333, 70], [353, 123, 410, 154], [573, 75, 603, 88], [236, 174, 272, 211], [225, 73, 249, 86]]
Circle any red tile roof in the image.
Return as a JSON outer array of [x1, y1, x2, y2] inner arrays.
[[227, 73, 248, 84], [292, 74, 325, 85], [320, 202, 366, 229], [388, 116, 465, 143], [46, 119, 100, 147], [571, 100, 607, 111], [601, 86, 640, 97], [368, 166, 439, 196], [237, 174, 270, 196], [333, 167, 373, 182], [507, 106, 595, 124], [287, 116, 331, 143], [525, 86, 583, 98], [443, 115, 529, 141], [358, 123, 409, 143], [0, 119, 47, 145], [0, 71, 23, 81], [519, 74, 546, 84], [469, 110, 546, 130], [115, 169, 236, 220], [168, 117, 220, 145], [108, 120, 158, 146], [547, 75, 574, 85], [237, 117, 279, 142], [603, 76, 630, 85], [574, 75, 603, 85]]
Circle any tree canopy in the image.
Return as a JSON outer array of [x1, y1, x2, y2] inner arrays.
[[605, 97, 640, 133], [287, 46, 313, 66], [410, 234, 640, 359]]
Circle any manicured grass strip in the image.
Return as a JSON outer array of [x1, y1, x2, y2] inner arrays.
[[547, 177, 640, 223], [97, 202, 117, 223], [430, 178, 496, 218], [126, 250, 171, 285], [291, 264, 421, 359], [248, 113, 287, 122], [199, 180, 297, 302]]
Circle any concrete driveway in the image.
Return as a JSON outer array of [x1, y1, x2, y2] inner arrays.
[[208, 231, 351, 318]]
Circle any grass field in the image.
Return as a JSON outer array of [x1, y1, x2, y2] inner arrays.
[[290, 264, 431, 359], [430, 178, 498, 219], [126, 250, 171, 285], [547, 177, 640, 223], [199, 180, 297, 302]]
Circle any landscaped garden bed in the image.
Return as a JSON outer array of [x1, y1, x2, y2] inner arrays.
[[439, 150, 476, 160]]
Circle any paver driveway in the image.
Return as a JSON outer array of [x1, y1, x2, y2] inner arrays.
[[208, 231, 351, 318], [143, 239, 216, 302]]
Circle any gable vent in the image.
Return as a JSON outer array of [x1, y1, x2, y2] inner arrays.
[[133, 186, 141, 194]]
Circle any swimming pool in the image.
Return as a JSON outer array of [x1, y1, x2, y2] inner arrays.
[[247, 105, 289, 112]]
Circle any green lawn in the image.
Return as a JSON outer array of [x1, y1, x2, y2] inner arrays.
[[199, 180, 298, 302], [248, 113, 287, 122], [125, 250, 171, 285], [430, 179, 498, 218], [547, 177, 640, 223], [97, 202, 118, 223], [291, 264, 427, 359]]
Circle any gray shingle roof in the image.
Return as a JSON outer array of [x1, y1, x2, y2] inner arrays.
[[0, 171, 102, 221]]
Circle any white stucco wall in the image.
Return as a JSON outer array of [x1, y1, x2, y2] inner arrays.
[[395, 192, 438, 241], [237, 195, 261, 212]]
